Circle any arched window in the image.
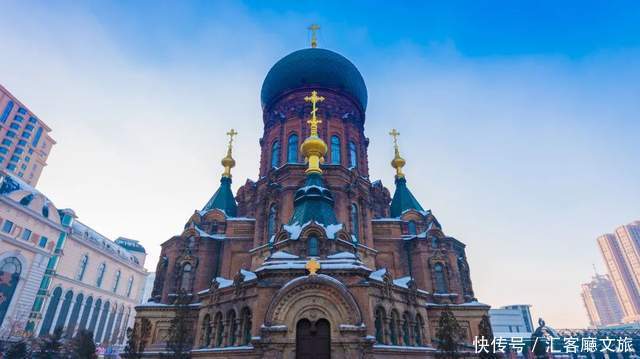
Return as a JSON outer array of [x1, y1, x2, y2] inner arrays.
[[54, 290, 74, 333], [308, 236, 319, 256], [104, 304, 117, 345], [374, 307, 385, 344], [402, 312, 411, 346], [96, 263, 106, 288], [349, 141, 357, 168], [240, 307, 252, 345], [330, 135, 341, 164], [267, 204, 277, 240], [110, 305, 124, 344], [88, 299, 102, 335], [214, 312, 224, 347], [76, 255, 89, 281], [0, 257, 21, 325], [434, 263, 447, 293], [408, 221, 417, 235], [389, 310, 399, 345], [202, 314, 212, 347], [350, 204, 359, 242], [227, 310, 237, 346], [126, 276, 134, 297], [40, 286, 62, 336], [66, 293, 84, 337], [271, 140, 281, 168], [112, 270, 121, 293], [78, 296, 93, 331], [95, 300, 110, 342], [414, 314, 424, 346], [287, 134, 298, 163], [180, 263, 192, 291]]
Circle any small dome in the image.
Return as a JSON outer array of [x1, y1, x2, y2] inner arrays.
[[261, 48, 367, 111]]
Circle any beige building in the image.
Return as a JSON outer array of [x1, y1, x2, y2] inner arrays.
[[0, 85, 55, 186], [0, 170, 148, 349], [581, 274, 624, 327], [598, 221, 640, 323]]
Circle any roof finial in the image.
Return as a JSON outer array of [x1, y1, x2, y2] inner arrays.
[[300, 90, 327, 174], [389, 128, 406, 178], [221, 128, 238, 178], [308, 24, 320, 48]]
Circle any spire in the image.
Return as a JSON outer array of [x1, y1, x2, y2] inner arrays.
[[300, 90, 327, 174], [202, 129, 238, 216], [308, 24, 320, 48], [221, 128, 237, 178], [389, 128, 405, 178], [388, 129, 424, 217], [288, 90, 338, 226]]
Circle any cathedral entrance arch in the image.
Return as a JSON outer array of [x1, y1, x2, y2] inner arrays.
[[296, 318, 330, 359]]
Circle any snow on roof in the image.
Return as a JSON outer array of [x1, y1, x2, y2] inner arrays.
[[256, 257, 372, 273], [393, 276, 413, 288], [269, 251, 299, 260], [214, 277, 234, 288], [241, 269, 257, 281], [327, 251, 357, 259], [284, 221, 344, 240], [72, 220, 141, 266], [369, 268, 387, 282], [195, 225, 226, 240]]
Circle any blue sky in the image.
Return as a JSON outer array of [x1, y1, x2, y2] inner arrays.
[[1, 0, 639, 328]]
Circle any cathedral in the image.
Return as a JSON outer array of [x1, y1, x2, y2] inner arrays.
[[134, 33, 489, 358]]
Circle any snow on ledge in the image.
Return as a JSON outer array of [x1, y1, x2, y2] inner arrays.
[[327, 251, 357, 259], [269, 251, 299, 260]]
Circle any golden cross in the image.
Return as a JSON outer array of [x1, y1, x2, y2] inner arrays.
[[305, 258, 320, 275], [389, 128, 400, 149], [308, 24, 320, 48], [304, 90, 325, 137], [226, 128, 238, 148]]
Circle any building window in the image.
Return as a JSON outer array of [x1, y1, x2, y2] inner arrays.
[[25, 124, 34, 131], [374, 307, 385, 344], [389, 310, 399, 345], [414, 314, 424, 346], [21, 228, 31, 241], [42, 206, 49, 218], [180, 263, 192, 291], [21, 132, 30, 139], [96, 263, 106, 287], [14, 148, 23, 154], [350, 204, 359, 242], [17, 107, 26, 115], [2, 220, 14, 233], [0, 101, 14, 123], [287, 133, 298, 163], [13, 115, 23, 123], [10, 155, 18, 162], [434, 263, 447, 293], [126, 276, 134, 297], [6, 164, 16, 171], [38, 236, 48, 248], [308, 235, 319, 256], [6, 131, 15, 138], [32, 127, 43, 147], [267, 204, 277, 240], [349, 141, 357, 168], [0, 148, 8, 154], [214, 312, 224, 347], [330, 135, 341, 164], [17, 140, 26, 146], [9, 123, 19, 130], [408, 221, 417, 235], [240, 307, 252, 345], [112, 270, 121, 293], [227, 310, 237, 346], [1, 139, 10, 146], [271, 140, 281, 168], [28, 116, 37, 124], [202, 314, 212, 347], [0, 257, 22, 325]]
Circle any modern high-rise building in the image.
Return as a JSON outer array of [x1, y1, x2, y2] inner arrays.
[[0, 84, 55, 186], [581, 274, 624, 327], [598, 221, 640, 323]]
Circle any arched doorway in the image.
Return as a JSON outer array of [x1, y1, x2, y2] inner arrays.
[[296, 318, 330, 359], [0, 257, 22, 325]]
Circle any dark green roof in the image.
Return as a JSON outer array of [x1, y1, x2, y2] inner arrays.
[[202, 176, 237, 217], [261, 48, 368, 111], [390, 177, 424, 217], [288, 173, 338, 226]]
